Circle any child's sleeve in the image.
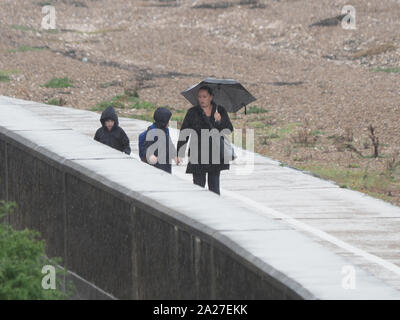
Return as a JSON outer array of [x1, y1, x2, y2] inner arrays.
[[121, 129, 131, 155], [94, 128, 100, 141]]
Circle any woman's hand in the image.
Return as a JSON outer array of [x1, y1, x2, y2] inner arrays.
[[214, 111, 221, 122]]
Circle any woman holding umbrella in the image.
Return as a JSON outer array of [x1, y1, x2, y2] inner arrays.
[[177, 85, 234, 195]]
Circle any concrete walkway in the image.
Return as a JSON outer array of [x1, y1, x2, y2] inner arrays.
[[1, 95, 400, 299]]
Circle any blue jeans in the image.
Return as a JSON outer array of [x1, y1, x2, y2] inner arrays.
[[192, 171, 221, 195]]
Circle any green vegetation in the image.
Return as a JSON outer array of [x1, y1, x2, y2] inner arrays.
[[43, 29, 59, 34], [46, 98, 66, 106], [37, 1, 53, 6], [8, 46, 47, 53], [92, 91, 186, 124], [266, 133, 279, 139], [0, 70, 20, 83], [347, 163, 361, 169], [130, 99, 156, 110], [91, 94, 126, 111], [371, 67, 400, 74], [0, 201, 73, 299], [0, 74, 10, 82], [43, 77, 74, 89], [11, 25, 36, 32], [276, 123, 301, 137], [92, 89, 152, 112], [247, 120, 268, 129], [256, 122, 301, 141], [10, 23, 60, 34], [296, 163, 400, 203], [311, 129, 325, 136], [246, 105, 268, 114], [128, 113, 154, 122], [87, 28, 126, 35], [170, 112, 186, 123]]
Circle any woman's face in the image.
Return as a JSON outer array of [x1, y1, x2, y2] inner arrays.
[[197, 89, 213, 108]]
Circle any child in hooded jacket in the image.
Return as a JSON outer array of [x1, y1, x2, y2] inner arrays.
[[140, 107, 179, 173], [94, 106, 131, 155]]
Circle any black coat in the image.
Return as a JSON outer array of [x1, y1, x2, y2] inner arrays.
[[94, 106, 131, 155], [177, 101, 234, 174]]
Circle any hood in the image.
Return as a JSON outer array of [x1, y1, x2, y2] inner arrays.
[[153, 107, 172, 129], [147, 123, 169, 135], [100, 106, 119, 128]]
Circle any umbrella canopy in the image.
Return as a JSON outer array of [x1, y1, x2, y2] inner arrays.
[[180, 78, 256, 113]]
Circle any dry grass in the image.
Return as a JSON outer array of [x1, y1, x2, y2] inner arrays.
[[352, 43, 396, 59]]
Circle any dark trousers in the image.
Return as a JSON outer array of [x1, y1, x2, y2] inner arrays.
[[193, 171, 221, 195]]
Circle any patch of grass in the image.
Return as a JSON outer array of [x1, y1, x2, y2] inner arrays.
[[129, 99, 156, 110], [99, 80, 122, 89], [129, 113, 154, 122], [130, 105, 184, 126], [246, 105, 268, 114], [292, 155, 307, 162], [11, 25, 36, 32], [230, 112, 238, 120], [172, 108, 186, 114], [276, 122, 301, 138], [256, 122, 301, 145], [37, 1, 53, 5], [8, 45, 47, 53], [42, 28, 59, 34], [0, 74, 10, 82], [297, 163, 400, 202], [0, 70, 20, 82], [371, 67, 400, 73], [362, 153, 388, 159], [87, 28, 126, 35], [347, 163, 361, 169], [46, 97, 66, 106], [290, 126, 318, 147], [311, 129, 325, 136], [92, 93, 157, 113], [43, 77, 74, 88], [247, 120, 268, 129], [171, 112, 186, 124], [266, 133, 280, 139], [193, 2, 234, 9], [92, 97, 124, 112], [92, 93, 182, 126]]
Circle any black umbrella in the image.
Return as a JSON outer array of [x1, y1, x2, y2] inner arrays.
[[180, 78, 256, 114]]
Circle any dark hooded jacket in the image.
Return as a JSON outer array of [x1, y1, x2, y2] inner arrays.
[[177, 101, 234, 174], [141, 107, 177, 173], [94, 106, 131, 155]]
